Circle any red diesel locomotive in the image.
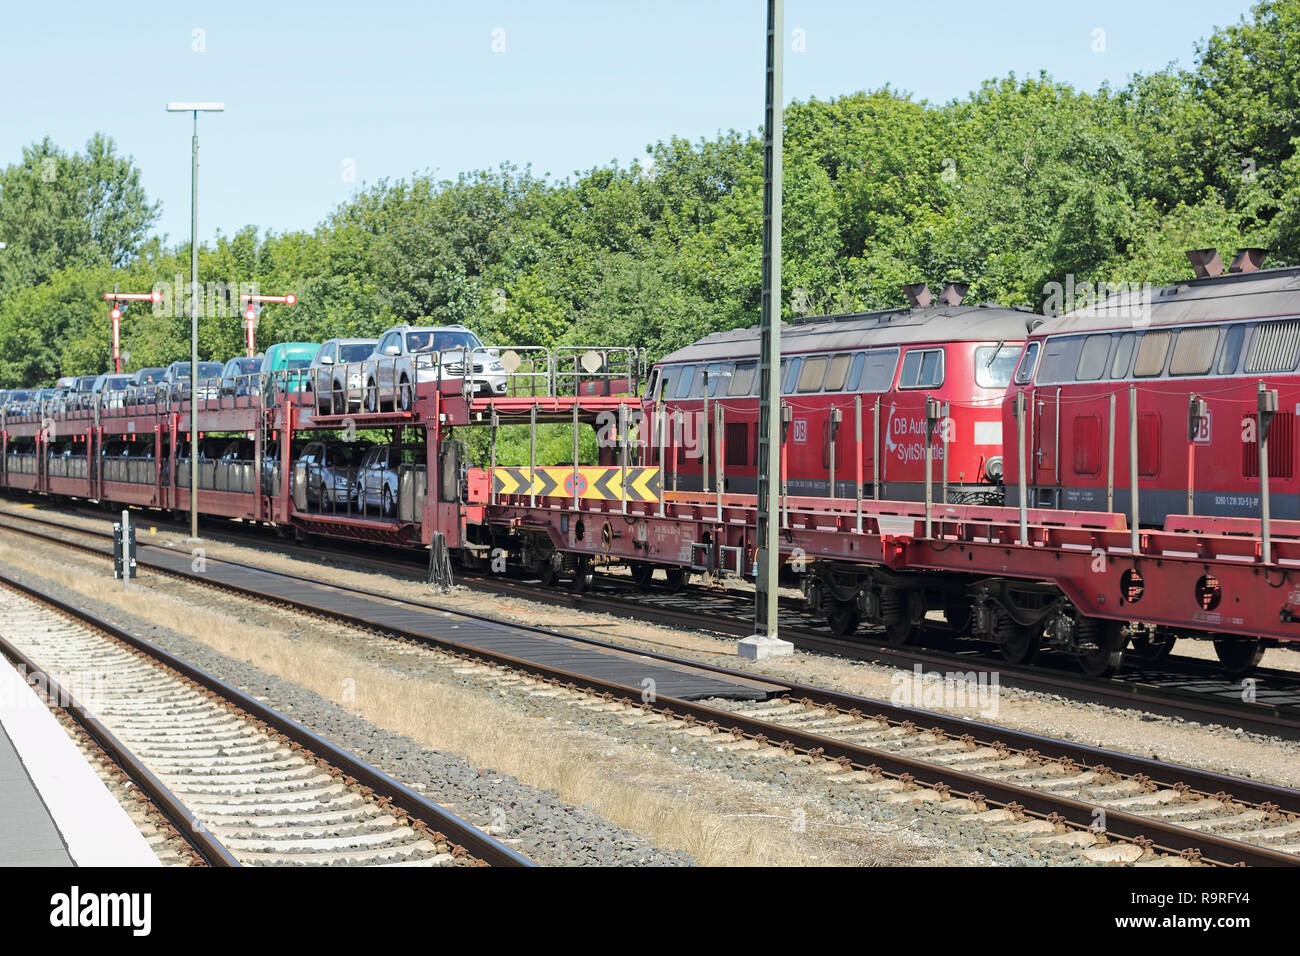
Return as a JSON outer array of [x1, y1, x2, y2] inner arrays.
[[642, 283, 1029, 504], [1005, 250, 1300, 527]]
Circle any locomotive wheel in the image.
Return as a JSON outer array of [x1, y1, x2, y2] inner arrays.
[[826, 603, 861, 637], [1212, 638, 1265, 677], [1128, 633, 1175, 666], [943, 601, 971, 631], [880, 591, 919, 646], [1000, 623, 1040, 666], [1078, 622, 1126, 678], [570, 558, 595, 593], [630, 562, 654, 591], [537, 558, 559, 588], [882, 616, 914, 647], [662, 568, 689, 593]]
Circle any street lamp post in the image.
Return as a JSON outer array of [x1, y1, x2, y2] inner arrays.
[[167, 102, 223, 542]]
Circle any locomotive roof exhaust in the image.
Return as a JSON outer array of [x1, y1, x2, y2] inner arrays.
[[903, 281, 968, 307], [1186, 248, 1224, 278], [1186, 247, 1269, 278], [1229, 247, 1267, 274], [902, 283, 933, 307], [938, 281, 969, 306]]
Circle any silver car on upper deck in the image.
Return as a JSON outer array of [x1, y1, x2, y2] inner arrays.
[[311, 338, 379, 415], [361, 325, 507, 412]]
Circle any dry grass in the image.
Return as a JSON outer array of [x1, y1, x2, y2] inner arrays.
[[0, 534, 945, 865]]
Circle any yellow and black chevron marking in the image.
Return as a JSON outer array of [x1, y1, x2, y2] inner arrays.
[[491, 466, 660, 501]]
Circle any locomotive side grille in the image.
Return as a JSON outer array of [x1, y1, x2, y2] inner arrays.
[[1245, 319, 1300, 373], [725, 422, 750, 466], [1138, 412, 1161, 477], [1072, 414, 1101, 476], [1243, 412, 1296, 479]]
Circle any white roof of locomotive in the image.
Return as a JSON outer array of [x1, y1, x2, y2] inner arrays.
[[657, 303, 1035, 366], [1035, 265, 1300, 337]]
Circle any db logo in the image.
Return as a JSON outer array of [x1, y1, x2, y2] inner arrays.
[[792, 419, 808, 443], [1193, 411, 1211, 444]]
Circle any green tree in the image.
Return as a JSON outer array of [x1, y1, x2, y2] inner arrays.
[[0, 135, 159, 300]]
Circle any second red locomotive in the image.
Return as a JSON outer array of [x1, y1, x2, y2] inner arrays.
[[642, 282, 1029, 505]]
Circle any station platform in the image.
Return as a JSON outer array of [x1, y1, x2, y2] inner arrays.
[[0, 657, 160, 866], [142, 542, 782, 701]]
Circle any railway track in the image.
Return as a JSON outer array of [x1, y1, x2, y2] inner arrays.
[[488, 574, 1300, 739], [4, 500, 1297, 739], [0, 573, 531, 867], [1, 506, 1298, 865]]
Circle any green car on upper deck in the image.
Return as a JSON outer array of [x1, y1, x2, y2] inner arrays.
[[260, 342, 319, 394]]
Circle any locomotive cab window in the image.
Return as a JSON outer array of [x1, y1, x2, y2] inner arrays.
[[825, 353, 852, 392], [729, 361, 757, 396], [704, 362, 731, 397], [1013, 342, 1040, 385], [1036, 339, 1072, 383], [658, 365, 679, 400], [975, 344, 1020, 388], [674, 365, 697, 399], [849, 348, 899, 392], [899, 348, 944, 389], [689, 366, 711, 397], [1110, 333, 1137, 379], [797, 356, 828, 393], [1075, 335, 1111, 381], [1133, 331, 1172, 377], [782, 356, 803, 394], [1219, 324, 1245, 375], [1170, 326, 1220, 376], [846, 353, 866, 390]]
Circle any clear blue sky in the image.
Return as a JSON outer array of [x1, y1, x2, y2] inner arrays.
[[1, 0, 1255, 246]]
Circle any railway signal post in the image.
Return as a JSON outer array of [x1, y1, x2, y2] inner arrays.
[[102, 290, 163, 373], [739, 0, 794, 660], [239, 293, 297, 357]]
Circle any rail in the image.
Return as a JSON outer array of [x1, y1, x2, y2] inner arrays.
[[3, 517, 1288, 868], [0, 571, 533, 867]]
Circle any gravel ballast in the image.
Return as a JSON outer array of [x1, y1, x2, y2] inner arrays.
[[0, 556, 693, 867], [0, 539, 1185, 867]]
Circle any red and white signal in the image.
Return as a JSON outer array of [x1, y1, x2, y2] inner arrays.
[[238, 293, 298, 357], [102, 290, 163, 373]]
